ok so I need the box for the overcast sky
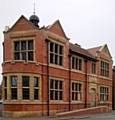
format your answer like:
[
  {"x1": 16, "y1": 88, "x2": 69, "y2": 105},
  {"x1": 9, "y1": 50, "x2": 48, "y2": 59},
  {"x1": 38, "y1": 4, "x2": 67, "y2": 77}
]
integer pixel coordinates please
[{"x1": 0, "y1": 0, "x2": 115, "y2": 82}]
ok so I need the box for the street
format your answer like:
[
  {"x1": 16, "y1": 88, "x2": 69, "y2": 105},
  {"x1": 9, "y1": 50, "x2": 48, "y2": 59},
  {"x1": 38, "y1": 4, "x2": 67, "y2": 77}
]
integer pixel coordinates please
[{"x1": 0, "y1": 111, "x2": 115, "y2": 120}]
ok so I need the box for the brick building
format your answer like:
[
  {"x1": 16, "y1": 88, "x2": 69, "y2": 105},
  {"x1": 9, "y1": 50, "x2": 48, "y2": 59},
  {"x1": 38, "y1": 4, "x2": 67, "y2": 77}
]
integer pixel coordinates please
[{"x1": 2, "y1": 14, "x2": 113, "y2": 117}]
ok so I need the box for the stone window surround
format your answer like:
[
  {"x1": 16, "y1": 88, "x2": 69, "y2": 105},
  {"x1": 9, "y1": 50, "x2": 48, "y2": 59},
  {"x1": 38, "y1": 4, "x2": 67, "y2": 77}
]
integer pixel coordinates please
[
  {"x1": 49, "y1": 39, "x2": 64, "y2": 66},
  {"x1": 10, "y1": 75, "x2": 18, "y2": 100},
  {"x1": 91, "y1": 62, "x2": 96, "y2": 74},
  {"x1": 2, "y1": 73, "x2": 41, "y2": 101},
  {"x1": 12, "y1": 37, "x2": 35, "y2": 62},
  {"x1": 71, "y1": 80, "x2": 83, "y2": 102},
  {"x1": 71, "y1": 55, "x2": 84, "y2": 71},
  {"x1": 49, "y1": 77, "x2": 64, "y2": 101},
  {"x1": 100, "y1": 60, "x2": 109, "y2": 78},
  {"x1": 99, "y1": 86, "x2": 109, "y2": 102}
]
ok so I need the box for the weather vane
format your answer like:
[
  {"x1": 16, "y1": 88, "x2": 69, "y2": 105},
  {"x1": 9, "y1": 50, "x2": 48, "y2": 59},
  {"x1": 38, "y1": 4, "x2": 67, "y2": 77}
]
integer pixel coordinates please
[{"x1": 33, "y1": 0, "x2": 36, "y2": 15}]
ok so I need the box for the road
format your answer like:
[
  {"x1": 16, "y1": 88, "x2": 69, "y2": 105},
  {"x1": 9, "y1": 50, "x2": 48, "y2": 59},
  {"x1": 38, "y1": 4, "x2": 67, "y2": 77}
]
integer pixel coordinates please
[{"x1": 0, "y1": 111, "x2": 115, "y2": 120}]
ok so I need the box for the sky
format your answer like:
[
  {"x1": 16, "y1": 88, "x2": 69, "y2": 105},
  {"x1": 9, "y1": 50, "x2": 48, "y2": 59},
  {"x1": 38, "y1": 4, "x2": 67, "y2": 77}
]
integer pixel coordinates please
[{"x1": 0, "y1": 0, "x2": 115, "y2": 82}]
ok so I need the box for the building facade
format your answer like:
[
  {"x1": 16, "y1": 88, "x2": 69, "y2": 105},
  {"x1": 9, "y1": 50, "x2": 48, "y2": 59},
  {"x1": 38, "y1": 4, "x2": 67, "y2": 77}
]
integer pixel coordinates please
[{"x1": 2, "y1": 14, "x2": 113, "y2": 117}]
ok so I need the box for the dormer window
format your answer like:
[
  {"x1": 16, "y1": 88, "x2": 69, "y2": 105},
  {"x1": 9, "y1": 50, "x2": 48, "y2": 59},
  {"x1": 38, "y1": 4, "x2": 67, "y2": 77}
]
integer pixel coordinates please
[{"x1": 14, "y1": 40, "x2": 34, "y2": 61}]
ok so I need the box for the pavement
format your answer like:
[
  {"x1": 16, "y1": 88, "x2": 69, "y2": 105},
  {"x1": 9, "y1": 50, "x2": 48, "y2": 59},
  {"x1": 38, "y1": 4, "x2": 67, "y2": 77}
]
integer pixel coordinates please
[{"x1": 0, "y1": 111, "x2": 115, "y2": 120}]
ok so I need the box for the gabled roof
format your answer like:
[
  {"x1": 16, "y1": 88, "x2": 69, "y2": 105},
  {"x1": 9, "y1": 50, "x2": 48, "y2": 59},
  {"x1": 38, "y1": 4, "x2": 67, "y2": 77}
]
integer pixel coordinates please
[
  {"x1": 46, "y1": 20, "x2": 69, "y2": 40},
  {"x1": 87, "y1": 44, "x2": 112, "y2": 58},
  {"x1": 7, "y1": 15, "x2": 38, "y2": 33},
  {"x1": 69, "y1": 43, "x2": 96, "y2": 61},
  {"x1": 87, "y1": 46, "x2": 102, "y2": 55}
]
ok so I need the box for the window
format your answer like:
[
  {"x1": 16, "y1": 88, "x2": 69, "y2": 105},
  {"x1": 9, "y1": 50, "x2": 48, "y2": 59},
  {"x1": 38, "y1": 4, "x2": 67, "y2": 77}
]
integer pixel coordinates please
[
  {"x1": 50, "y1": 79, "x2": 63, "y2": 100},
  {"x1": 92, "y1": 62, "x2": 96, "y2": 74},
  {"x1": 22, "y1": 76, "x2": 30, "y2": 99},
  {"x1": 11, "y1": 76, "x2": 17, "y2": 99},
  {"x1": 3, "y1": 76, "x2": 7, "y2": 100},
  {"x1": 72, "y1": 56, "x2": 82, "y2": 71},
  {"x1": 49, "y1": 42, "x2": 63, "y2": 66},
  {"x1": 14, "y1": 40, "x2": 34, "y2": 61},
  {"x1": 100, "y1": 87, "x2": 108, "y2": 102},
  {"x1": 72, "y1": 82, "x2": 82, "y2": 101},
  {"x1": 34, "y1": 77, "x2": 39, "y2": 100},
  {"x1": 100, "y1": 61, "x2": 109, "y2": 77}
]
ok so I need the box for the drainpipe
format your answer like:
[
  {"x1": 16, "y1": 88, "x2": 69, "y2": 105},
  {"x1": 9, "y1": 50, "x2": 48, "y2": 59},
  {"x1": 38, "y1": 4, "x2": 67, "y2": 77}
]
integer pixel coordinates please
[
  {"x1": 84, "y1": 59, "x2": 88, "y2": 108},
  {"x1": 45, "y1": 39, "x2": 50, "y2": 116},
  {"x1": 68, "y1": 54, "x2": 71, "y2": 111}
]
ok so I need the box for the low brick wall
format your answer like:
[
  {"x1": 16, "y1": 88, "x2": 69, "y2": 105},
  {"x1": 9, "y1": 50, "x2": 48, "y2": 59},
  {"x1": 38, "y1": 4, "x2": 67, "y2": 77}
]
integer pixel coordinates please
[{"x1": 56, "y1": 106, "x2": 111, "y2": 117}]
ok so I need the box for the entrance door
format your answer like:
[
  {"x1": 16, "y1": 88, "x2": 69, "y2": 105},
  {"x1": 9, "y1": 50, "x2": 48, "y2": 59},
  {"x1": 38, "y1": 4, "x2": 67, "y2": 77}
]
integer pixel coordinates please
[{"x1": 90, "y1": 88, "x2": 96, "y2": 107}]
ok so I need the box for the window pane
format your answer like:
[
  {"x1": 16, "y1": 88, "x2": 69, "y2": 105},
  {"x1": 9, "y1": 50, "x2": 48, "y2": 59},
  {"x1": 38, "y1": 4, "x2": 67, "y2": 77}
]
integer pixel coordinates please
[
  {"x1": 50, "y1": 53, "x2": 54, "y2": 63},
  {"x1": 75, "y1": 83, "x2": 77, "y2": 91},
  {"x1": 59, "y1": 91, "x2": 63, "y2": 100},
  {"x1": 28, "y1": 40, "x2": 33, "y2": 50},
  {"x1": 55, "y1": 91, "x2": 58, "y2": 100},
  {"x1": 72, "y1": 83, "x2": 74, "y2": 91},
  {"x1": 34, "y1": 77, "x2": 39, "y2": 87},
  {"x1": 55, "y1": 44, "x2": 58, "y2": 53},
  {"x1": 21, "y1": 41, "x2": 26, "y2": 50},
  {"x1": 55, "y1": 80, "x2": 58, "y2": 89},
  {"x1": 72, "y1": 57, "x2": 75, "y2": 69},
  {"x1": 14, "y1": 53, "x2": 20, "y2": 60},
  {"x1": 59, "y1": 46, "x2": 63, "y2": 55},
  {"x1": 75, "y1": 92, "x2": 78, "y2": 100},
  {"x1": 34, "y1": 89, "x2": 39, "y2": 100},
  {"x1": 59, "y1": 56, "x2": 63, "y2": 66},
  {"x1": 50, "y1": 79, "x2": 54, "y2": 89},
  {"x1": 79, "y1": 59, "x2": 82, "y2": 70},
  {"x1": 72, "y1": 92, "x2": 74, "y2": 100},
  {"x1": 22, "y1": 76, "x2": 29, "y2": 87},
  {"x1": 11, "y1": 88, "x2": 17, "y2": 99},
  {"x1": 59, "y1": 81, "x2": 62, "y2": 89},
  {"x1": 23, "y1": 88, "x2": 29, "y2": 99},
  {"x1": 79, "y1": 84, "x2": 81, "y2": 91},
  {"x1": 75, "y1": 58, "x2": 78, "y2": 69},
  {"x1": 50, "y1": 42, "x2": 54, "y2": 52},
  {"x1": 4, "y1": 77, "x2": 7, "y2": 87},
  {"x1": 11, "y1": 76, "x2": 17, "y2": 87},
  {"x1": 92, "y1": 63, "x2": 96, "y2": 74},
  {"x1": 21, "y1": 52, "x2": 26, "y2": 60},
  {"x1": 28, "y1": 52, "x2": 33, "y2": 61},
  {"x1": 50, "y1": 90, "x2": 54, "y2": 100},
  {"x1": 4, "y1": 89, "x2": 7, "y2": 100},
  {"x1": 14, "y1": 41, "x2": 20, "y2": 51},
  {"x1": 55, "y1": 55, "x2": 58, "y2": 64}
]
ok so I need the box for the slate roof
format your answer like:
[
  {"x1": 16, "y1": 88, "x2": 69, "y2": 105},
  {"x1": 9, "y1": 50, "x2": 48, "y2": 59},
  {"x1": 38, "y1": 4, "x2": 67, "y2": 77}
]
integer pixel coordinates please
[
  {"x1": 69, "y1": 43, "x2": 96, "y2": 61},
  {"x1": 87, "y1": 46, "x2": 102, "y2": 55}
]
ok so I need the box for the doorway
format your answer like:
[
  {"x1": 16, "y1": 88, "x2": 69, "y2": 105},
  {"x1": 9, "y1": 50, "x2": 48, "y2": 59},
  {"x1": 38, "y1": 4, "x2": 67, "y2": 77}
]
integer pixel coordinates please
[{"x1": 90, "y1": 88, "x2": 96, "y2": 107}]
